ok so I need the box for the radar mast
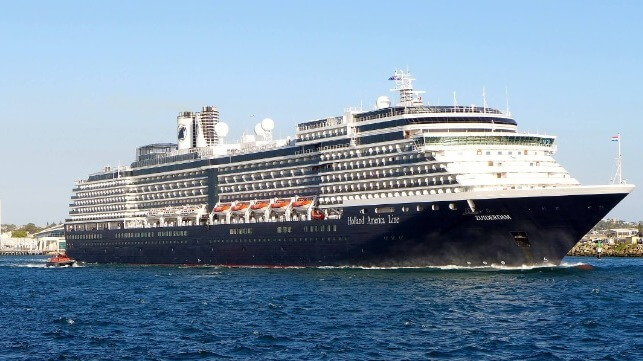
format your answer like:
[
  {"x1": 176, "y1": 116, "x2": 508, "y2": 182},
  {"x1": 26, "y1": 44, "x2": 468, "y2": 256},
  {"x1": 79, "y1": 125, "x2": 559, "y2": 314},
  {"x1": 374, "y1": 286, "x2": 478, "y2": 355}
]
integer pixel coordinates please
[{"x1": 389, "y1": 69, "x2": 425, "y2": 107}]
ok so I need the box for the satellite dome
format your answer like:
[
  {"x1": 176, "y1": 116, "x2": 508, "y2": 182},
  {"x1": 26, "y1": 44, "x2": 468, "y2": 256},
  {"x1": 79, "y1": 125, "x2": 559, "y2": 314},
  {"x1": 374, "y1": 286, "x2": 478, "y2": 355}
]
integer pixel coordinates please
[
  {"x1": 261, "y1": 118, "x2": 275, "y2": 131},
  {"x1": 254, "y1": 123, "x2": 266, "y2": 136},
  {"x1": 214, "y1": 122, "x2": 229, "y2": 137},
  {"x1": 375, "y1": 96, "x2": 391, "y2": 109}
]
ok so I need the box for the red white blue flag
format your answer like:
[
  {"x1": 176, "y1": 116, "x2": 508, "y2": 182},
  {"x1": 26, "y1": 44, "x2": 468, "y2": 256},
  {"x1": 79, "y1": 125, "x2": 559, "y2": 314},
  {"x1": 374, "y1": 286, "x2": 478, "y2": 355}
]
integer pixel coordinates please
[{"x1": 611, "y1": 135, "x2": 620, "y2": 142}]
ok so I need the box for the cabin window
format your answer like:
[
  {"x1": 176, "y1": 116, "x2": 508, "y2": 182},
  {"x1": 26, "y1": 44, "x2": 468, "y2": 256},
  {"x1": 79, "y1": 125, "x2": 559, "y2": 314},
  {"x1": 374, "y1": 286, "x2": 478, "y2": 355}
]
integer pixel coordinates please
[{"x1": 375, "y1": 207, "x2": 394, "y2": 214}]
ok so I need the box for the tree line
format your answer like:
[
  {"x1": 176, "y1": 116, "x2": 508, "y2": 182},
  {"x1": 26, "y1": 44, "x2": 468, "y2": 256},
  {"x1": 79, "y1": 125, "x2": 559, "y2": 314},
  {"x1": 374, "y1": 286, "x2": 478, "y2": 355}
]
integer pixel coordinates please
[{"x1": 0, "y1": 222, "x2": 62, "y2": 238}]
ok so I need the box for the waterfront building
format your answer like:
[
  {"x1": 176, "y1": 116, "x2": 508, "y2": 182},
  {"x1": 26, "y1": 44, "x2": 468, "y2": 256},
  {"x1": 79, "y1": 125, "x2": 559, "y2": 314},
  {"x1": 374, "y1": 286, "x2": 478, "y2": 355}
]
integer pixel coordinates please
[{"x1": 33, "y1": 224, "x2": 66, "y2": 252}]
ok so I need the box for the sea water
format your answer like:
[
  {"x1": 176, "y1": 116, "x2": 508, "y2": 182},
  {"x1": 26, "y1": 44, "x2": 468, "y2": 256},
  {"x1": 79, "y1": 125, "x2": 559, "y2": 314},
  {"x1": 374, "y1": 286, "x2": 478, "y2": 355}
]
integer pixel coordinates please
[{"x1": 0, "y1": 256, "x2": 640, "y2": 360}]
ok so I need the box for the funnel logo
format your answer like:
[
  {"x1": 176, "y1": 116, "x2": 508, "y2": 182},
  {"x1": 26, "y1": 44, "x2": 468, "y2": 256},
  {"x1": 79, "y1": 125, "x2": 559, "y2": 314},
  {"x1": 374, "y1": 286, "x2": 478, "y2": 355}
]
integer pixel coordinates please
[{"x1": 178, "y1": 125, "x2": 187, "y2": 141}]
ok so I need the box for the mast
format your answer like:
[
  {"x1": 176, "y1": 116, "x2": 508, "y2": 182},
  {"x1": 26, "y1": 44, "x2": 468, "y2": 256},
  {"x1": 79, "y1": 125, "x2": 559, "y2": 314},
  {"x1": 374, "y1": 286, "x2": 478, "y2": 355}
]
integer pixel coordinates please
[
  {"x1": 611, "y1": 134, "x2": 624, "y2": 184},
  {"x1": 453, "y1": 91, "x2": 458, "y2": 111},
  {"x1": 389, "y1": 70, "x2": 425, "y2": 107}
]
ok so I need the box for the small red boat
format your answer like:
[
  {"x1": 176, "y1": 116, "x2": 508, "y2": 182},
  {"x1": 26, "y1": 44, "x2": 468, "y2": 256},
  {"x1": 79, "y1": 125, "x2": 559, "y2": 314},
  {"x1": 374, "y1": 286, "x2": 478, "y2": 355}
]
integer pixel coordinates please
[
  {"x1": 46, "y1": 252, "x2": 76, "y2": 267},
  {"x1": 311, "y1": 209, "x2": 325, "y2": 220}
]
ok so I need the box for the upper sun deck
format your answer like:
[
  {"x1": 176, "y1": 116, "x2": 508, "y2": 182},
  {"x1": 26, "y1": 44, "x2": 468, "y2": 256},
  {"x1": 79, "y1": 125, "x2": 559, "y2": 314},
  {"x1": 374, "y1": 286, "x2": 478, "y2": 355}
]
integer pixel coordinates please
[
  {"x1": 298, "y1": 70, "x2": 512, "y2": 133},
  {"x1": 355, "y1": 105, "x2": 504, "y2": 121},
  {"x1": 297, "y1": 105, "x2": 508, "y2": 132}
]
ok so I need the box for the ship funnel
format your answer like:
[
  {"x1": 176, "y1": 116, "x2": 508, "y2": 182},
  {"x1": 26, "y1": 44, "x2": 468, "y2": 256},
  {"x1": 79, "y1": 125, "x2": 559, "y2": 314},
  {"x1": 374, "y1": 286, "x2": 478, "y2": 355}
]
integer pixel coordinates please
[
  {"x1": 195, "y1": 105, "x2": 221, "y2": 147},
  {"x1": 177, "y1": 111, "x2": 195, "y2": 150}
]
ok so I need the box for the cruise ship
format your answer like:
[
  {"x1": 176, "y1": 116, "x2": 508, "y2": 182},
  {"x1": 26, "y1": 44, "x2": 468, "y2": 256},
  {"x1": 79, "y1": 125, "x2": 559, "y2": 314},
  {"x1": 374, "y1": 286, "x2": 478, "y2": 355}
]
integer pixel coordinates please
[{"x1": 65, "y1": 71, "x2": 634, "y2": 267}]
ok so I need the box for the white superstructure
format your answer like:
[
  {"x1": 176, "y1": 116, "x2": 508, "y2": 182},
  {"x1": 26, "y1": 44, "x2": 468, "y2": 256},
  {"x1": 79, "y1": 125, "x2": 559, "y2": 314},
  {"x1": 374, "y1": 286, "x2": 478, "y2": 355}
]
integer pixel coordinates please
[{"x1": 66, "y1": 70, "x2": 586, "y2": 232}]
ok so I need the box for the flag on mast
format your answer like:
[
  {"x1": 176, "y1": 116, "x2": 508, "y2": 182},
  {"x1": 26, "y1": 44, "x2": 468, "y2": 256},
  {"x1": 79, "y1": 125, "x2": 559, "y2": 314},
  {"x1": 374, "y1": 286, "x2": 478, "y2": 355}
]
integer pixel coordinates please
[{"x1": 611, "y1": 134, "x2": 620, "y2": 142}]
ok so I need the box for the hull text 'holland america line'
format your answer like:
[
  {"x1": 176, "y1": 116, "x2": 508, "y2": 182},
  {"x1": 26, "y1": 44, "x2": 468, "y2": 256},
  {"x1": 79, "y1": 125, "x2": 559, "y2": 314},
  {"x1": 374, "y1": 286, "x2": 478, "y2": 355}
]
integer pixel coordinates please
[{"x1": 65, "y1": 71, "x2": 634, "y2": 267}]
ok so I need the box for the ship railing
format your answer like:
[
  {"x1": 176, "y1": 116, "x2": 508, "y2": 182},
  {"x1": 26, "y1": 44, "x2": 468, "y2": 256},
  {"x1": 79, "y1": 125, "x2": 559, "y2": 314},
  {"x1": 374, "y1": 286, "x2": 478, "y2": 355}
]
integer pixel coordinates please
[
  {"x1": 354, "y1": 106, "x2": 504, "y2": 123},
  {"x1": 226, "y1": 142, "x2": 282, "y2": 156},
  {"x1": 313, "y1": 143, "x2": 351, "y2": 154},
  {"x1": 415, "y1": 134, "x2": 556, "y2": 148},
  {"x1": 297, "y1": 116, "x2": 344, "y2": 132},
  {"x1": 405, "y1": 106, "x2": 503, "y2": 115},
  {"x1": 296, "y1": 128, "x2": 348, "y2": 142},
  {"x1": 131, "y1": 151, "x2": 199, "y2": 168},
  {"x1": 87, "y1": 165, "x2": 132, "y2": 178},
  {"x1": 294, "y1": 148, "x2": 318, "y2": 155}
]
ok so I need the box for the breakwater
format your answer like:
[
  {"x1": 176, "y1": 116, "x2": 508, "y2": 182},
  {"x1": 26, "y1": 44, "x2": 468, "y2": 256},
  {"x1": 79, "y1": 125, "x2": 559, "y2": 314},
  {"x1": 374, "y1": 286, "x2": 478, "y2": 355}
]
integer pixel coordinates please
[{"x1": 568, "y1": 242, "x2": 643, "y2": 257}]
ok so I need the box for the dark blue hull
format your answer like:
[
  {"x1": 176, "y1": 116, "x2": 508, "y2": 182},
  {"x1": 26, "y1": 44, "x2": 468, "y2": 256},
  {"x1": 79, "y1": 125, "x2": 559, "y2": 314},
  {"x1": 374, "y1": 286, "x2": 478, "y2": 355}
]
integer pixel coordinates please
[{"x1": 66, "y1": 192, "x2": 628, "y2": 267}]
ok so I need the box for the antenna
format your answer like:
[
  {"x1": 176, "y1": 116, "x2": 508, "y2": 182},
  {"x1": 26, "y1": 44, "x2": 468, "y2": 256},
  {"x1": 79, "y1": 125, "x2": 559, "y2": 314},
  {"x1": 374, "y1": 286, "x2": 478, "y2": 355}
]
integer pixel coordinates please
[
  {"x1": 611, "y1": 133, "x2": 624, "y2": 184},
  {"x1": 453, "y1": 91, "x2": 458, "y2": 111},
  {"x1": 482, "y1": 87, "x2": 487, "y2": 113},
  {"x1": 389, "y1": 69, "x2": 425, "y2": 107},
  {"x1": 505, "y1": 86, "x2": 511, "y2": 116}
]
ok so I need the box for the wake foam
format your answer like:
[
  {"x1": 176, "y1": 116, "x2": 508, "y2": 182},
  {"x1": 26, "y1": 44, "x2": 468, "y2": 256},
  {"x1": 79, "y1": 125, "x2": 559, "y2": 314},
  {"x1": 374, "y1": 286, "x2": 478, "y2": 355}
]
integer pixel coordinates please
[{"x1": 316, "y1": 262, "x2": 589, "y2": 271}]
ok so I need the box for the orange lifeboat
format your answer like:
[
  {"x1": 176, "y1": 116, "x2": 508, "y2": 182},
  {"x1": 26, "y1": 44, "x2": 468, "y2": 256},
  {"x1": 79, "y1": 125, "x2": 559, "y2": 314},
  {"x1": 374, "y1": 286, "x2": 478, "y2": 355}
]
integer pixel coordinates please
[
  {"x1": 292, "y1": 198, "x2": 312, "y2": 208},
  {"x1": 311, "y1": 209, "x2": 325, "y2": 220},
  {"x1": 231, "y1": 202, "x2": 249, "y2": 212},
  {"x1": 270, "y1": 199, "x2": 290, "y2": 209},
  {"x1": 213, "y1": 204, "x2": 231, "y2": 213},
  {"x1": 250, "y1": 201, "x2": 269, "y2": 210}
]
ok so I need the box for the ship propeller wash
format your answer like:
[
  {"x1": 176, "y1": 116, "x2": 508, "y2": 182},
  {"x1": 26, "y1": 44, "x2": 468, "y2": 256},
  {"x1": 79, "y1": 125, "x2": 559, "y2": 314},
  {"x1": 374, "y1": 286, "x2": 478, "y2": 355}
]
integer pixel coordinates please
[{"x1": 65, "y1": 71, "x2": 634, "y2": 267}]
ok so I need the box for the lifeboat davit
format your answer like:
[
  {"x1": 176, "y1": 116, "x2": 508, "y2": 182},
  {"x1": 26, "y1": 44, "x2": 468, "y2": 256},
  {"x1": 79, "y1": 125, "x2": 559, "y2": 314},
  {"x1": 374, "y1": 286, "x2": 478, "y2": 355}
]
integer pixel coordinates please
[
  {"x1": 213, "y1": 203, "x2": 231, "y2": 213},
  {"x1": 148, "y1": 209, "x2": 163, "y2": 218},
  {"x1": 231, "y1": 202, "x2": 250, "y2": 213},
  {"x1": 164, "y1": 207, "x2": 179, "y2": 217},
  {"x1": 180, "y1": 206, "x2": 200, "y2": 216},
  {"x1": 311, "y1": 209, "x2": 325, "y2": 220},
  {"x1": 292, "y1": 198, "x2": 312, "y2": 208},
  {"x1": 250, "y1": 201, "x2": 269, "y2": 212}
]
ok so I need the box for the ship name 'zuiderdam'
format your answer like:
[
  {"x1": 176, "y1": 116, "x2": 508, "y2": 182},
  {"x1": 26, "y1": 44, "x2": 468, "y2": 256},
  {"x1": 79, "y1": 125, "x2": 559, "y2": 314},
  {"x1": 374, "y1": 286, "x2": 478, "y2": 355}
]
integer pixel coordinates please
[{"x1": 65, "y1": 71, "x2": 634, "y2": 267}]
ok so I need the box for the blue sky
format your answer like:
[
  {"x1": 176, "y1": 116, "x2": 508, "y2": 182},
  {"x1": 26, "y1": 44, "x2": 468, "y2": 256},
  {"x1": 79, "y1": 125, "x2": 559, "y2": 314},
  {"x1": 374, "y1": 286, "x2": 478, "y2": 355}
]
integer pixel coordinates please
[{"x1": 0, "y1": 1, "x2": 641, "y2": 225}]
